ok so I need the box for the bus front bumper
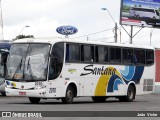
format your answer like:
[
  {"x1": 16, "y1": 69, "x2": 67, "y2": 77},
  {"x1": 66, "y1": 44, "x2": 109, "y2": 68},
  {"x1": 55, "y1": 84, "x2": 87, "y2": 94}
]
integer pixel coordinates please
[{"x1": 5, "y1": 87, "x2": 47, "y2": 98}]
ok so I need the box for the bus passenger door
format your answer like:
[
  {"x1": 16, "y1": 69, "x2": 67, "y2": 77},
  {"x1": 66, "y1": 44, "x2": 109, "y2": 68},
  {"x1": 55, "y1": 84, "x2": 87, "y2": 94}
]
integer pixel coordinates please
[
  {"x1": 83, "y1": 78, "x2": 97, "y2": 96},
  {"x1": 78, "y1": 78, "x2": 84, "y2": 96}
]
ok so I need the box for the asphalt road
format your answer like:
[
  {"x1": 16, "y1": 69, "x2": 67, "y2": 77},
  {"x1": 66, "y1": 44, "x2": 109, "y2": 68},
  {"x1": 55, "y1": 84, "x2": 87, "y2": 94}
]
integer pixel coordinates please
[{"x1": 0, "y1": 94, "x2": 160, "y2": 120}]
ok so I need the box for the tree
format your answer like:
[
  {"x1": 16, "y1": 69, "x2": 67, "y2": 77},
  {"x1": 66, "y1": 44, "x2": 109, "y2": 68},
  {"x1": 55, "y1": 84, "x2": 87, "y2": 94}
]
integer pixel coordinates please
[{"x1": 13, "y1": 35, "x2": 34, "y2": 41}]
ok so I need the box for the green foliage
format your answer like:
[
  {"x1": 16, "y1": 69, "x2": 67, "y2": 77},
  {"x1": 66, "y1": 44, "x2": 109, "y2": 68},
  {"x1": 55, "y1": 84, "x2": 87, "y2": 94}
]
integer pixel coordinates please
[
  {"x1": 139, "y1": 4, "x2": 142, "y2": 7},
  {"x1": 122, "y1": 5, "x2": 130, "y2": 13},
  {"x1": 13, "y1": 35, "x2": 34, "y2": 41}
]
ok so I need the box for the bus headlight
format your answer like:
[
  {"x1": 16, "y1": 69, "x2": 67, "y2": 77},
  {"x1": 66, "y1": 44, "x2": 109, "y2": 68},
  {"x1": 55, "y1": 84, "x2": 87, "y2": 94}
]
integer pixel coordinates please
[{"x1": 5, "y1": 81, "x2": 14, "y2": 88}]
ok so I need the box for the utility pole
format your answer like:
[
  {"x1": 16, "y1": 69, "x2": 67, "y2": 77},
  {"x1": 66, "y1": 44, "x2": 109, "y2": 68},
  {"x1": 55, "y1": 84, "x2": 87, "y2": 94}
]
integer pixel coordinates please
[
  {"x1": 0, "y1": 0, "x2": 4, "y2": 41},
  {"x1": 130, "y1": 26, "x2": 133, "y2": 44}
]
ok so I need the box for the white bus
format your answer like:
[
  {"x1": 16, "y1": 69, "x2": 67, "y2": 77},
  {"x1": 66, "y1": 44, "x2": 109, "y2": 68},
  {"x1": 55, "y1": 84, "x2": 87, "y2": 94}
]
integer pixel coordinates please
[
  {"x1": 5, "y1": 38, "x2": 155, "y2": 104},
  {"x1": 0, "y1": 42, "x2": 11, "y2": 96},
  {"x1": 130, "y1": 7, "x2": 160, "y2": 19}
]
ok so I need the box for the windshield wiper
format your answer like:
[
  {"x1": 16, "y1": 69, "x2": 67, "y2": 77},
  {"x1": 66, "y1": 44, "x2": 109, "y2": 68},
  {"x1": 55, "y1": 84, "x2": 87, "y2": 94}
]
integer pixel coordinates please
[
  {"x1": 26, "y1": 57, "x2": 34, "y2": 80},
  {"x1": 12, "y1": 57, "x2": 23, "y2": 80},
  {"x1": 27, "y1": 57, "x2": 30, "y2": 70}
]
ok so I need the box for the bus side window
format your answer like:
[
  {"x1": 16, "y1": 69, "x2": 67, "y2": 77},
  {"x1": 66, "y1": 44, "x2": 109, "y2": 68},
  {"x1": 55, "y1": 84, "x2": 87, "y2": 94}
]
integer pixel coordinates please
[
  {"x1": 82, "y1": 45, "x2": 94, "y2": 62},
  {"x1": 49, "y1": 43, "x2": 64, "y2": 80},
  {"x1": 122, "y1": 48, "x2": 134, "y2": 64},
  {"x1": 128, "y1": 49, "x2": 134, "y2": 64},
  {"x1": 109, "y1": 47, "x2": 121, "y2": 64},
  {"x1": 95, "y1": 46, "x2": 98, "y2": 62},
  {"x1": 115, "y1": 48, "x2": 121, "y2": 63},
  {"x1": 133, "y1": 52, "x2": 137, "y2": 64},
  {"x1": 146, "y1": 50, "x2": 154, "y2": 65},
  {"x1": 66, "y1": 44, "x2": 69, "y2": 61},
  {"x1": 122, "y1": 48, "x2": 128, "y2": 63},
  {"x1": 109, "y1": 47, "x2": 116, "y2": 63},
  {"x1": 134, "y1": 49, "x2": 145, "y2": 65},
  {"x1": 81, "y1": 45, "x2": 84, "y2": 61},
  {"x1": 96, "y1": 46, "x2": 108, "y2": 63},
  {"x1": 65, "y1": 44, "x2": 80, "y2": 62}
]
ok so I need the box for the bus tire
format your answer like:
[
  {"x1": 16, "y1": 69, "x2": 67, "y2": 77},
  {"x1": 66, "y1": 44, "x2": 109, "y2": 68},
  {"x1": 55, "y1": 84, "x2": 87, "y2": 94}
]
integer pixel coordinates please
[
  {"x1": 119, "y1": 85, "x2": 135, "y2": 102},
  {"x1": 92, "y1": 96, "x2": 106, "y2": 103},
  {"x1": 62, "y1": 86, "x2": 74, "y2": 104},
  {"x1": 1, "y1": 92, "x2": 6, "y2": 96},
  {"x1": 29, "y1": 97, "x2": 41, "y2": 104}
]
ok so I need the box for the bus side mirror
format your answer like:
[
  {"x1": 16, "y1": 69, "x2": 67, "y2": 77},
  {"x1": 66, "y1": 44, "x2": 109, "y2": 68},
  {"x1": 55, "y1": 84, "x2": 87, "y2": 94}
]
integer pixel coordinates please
[
  {"x1": 49, "y1": 55, "x2": 58, "y2": 80},
  {"x1": 1, "y1": 52, "x2": 9, "y2": 66}
]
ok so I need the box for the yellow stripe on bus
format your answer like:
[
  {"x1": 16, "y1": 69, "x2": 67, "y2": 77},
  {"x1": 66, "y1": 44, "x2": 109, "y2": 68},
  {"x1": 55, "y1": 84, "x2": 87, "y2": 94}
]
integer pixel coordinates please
[{"x1": 94, "y1": 67, "x2": 122, "y2": 96}]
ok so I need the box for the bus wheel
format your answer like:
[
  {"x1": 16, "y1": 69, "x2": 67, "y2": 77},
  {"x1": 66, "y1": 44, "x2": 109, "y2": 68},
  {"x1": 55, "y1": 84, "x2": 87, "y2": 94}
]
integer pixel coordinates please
[
  {"x1": 92, "y1": 96, "x2": 106, "y2": 103},
  {"x1": 29, "y1": 97, "x2": 41, "y2": 104},
  {"x1": 119, "y1": 85, "x2": 135, "y2": 102},
  {"x1": 1, "y1": 92, "x2": 6, "y2": 96},
  {"x1": 62, "y1": 86, "x2": 74, "y2": 104}
]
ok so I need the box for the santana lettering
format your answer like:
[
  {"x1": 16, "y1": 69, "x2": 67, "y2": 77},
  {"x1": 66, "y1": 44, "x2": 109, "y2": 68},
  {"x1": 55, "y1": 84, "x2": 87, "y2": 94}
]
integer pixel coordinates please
[{"x1": 80, "y1": 65, "x2": 116, "y2": 76}]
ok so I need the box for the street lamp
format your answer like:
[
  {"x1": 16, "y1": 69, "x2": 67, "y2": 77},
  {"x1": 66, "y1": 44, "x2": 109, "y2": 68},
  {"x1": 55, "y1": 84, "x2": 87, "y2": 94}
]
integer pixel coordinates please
[
  {"x1": 18, "y1": 25, "x2": 30, "y2": 36},
  {"x1": 101, "y1": 8, "x2": 118, "y2": 43}
]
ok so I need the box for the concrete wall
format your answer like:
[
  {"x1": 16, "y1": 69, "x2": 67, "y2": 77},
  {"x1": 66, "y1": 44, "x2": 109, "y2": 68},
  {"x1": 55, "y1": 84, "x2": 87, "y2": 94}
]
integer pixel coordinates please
[
  {"x1": 154, "y1": 49, "x2": 160, "y2": 94},
  {"x1": 155, "y1": 50, "x2": 160, "y2": 82}
]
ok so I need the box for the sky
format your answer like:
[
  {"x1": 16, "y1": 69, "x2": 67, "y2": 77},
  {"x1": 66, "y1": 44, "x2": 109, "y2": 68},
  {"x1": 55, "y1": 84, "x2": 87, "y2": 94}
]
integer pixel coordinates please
[{"x1": 1, "y1": 0, "x2": 160, "y2": 47}]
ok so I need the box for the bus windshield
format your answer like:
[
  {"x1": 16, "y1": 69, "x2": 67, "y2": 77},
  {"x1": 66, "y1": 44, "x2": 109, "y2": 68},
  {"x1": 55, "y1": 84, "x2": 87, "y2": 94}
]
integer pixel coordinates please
[{"x1": 6, "y1": 43, "x2": 50, "y2": 81}]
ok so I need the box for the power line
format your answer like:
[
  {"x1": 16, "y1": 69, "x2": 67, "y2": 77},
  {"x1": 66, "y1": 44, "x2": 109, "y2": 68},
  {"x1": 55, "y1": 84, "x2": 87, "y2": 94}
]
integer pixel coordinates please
[{"x1": 73, "y1": 28, "x2": 114, "y2": 39}]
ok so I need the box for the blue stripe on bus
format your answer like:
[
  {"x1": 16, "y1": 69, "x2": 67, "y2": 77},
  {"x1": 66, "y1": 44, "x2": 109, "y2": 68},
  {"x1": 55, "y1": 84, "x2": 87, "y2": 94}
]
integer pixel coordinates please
[{"x1": 107, "y1": 66, "x2": 144, "y2": 92}]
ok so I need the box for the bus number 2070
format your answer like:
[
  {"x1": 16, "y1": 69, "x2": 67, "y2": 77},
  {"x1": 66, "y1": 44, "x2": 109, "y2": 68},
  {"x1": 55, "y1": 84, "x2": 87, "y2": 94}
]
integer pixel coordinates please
[{"x1": 49, "y1": 88, "x2": 56, "y2": 93}]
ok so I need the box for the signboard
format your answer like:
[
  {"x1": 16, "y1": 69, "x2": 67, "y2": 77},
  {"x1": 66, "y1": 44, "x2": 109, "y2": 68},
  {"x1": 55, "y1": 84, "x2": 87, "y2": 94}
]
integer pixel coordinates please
[
  {"x1": 120, "y1": 0, "x2": 160, "y2": 28},
  {"x1": 56, "y1": 25, "x2": 78, "y2": 36}
]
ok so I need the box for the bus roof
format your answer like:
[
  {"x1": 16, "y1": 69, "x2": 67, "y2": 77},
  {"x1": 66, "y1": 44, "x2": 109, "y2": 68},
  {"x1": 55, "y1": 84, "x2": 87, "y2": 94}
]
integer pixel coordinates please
[{"x1": 13, "y1": 37, "x2": 154, "y2": 50}]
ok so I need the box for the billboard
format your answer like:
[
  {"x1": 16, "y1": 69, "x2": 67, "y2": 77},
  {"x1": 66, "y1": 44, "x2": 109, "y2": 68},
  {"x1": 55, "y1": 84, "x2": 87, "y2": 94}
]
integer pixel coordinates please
[{"x1": 120, "y1": 0, "x2": 160, "y2": 28}]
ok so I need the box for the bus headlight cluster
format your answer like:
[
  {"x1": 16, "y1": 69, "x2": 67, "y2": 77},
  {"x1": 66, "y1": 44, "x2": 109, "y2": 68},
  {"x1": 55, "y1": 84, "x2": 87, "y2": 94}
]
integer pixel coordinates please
[{"x1": 6, "y1": 81, "x2": 16, "y2": 88}]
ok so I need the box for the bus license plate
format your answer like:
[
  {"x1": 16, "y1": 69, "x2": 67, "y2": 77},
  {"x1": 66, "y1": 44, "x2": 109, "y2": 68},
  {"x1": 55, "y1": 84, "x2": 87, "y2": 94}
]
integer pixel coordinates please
[{"x1": 19, "y1": 92, "x2": 26, "y2": 95}]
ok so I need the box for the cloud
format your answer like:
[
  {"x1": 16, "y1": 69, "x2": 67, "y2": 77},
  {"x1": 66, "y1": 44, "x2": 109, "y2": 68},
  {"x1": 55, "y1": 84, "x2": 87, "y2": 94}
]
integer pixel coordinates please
[{"x1": 2, "y1": 0, "x2": 71, "y2": 26}]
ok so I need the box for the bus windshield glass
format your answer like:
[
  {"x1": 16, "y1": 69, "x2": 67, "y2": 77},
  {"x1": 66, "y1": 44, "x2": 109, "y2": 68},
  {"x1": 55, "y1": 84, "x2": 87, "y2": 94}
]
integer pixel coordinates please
[{"x1": 6, "y1": 43, "x2": 50, "y2": 81}]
